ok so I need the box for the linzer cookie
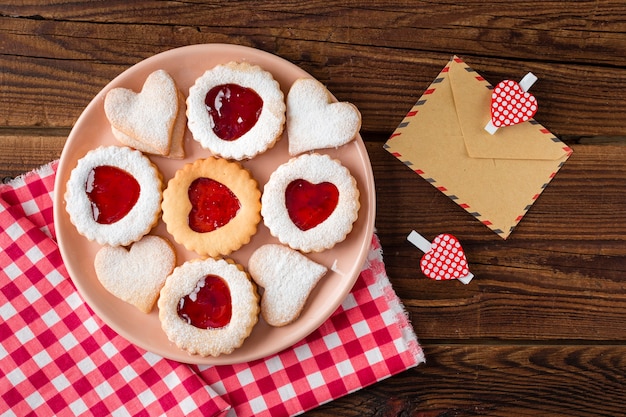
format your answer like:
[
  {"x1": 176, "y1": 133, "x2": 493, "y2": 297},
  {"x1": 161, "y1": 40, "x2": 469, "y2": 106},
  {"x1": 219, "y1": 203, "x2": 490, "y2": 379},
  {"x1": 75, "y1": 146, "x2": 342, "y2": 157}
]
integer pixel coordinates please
[
  {"x1": 287, "y1": 77, "x2": 361, "y2": 156},
  {"x1": 64, "y1": 145, "x2": 163, "y2": 246},
  {"x1": 261, "y1": 153, "x2": 360, "y2": 253},
  {"x1": 104, "y1": 69, "x2": 186, "y2": 159},
  {"x1": 161, "y1": 157, "x2": 261, "y2": 257},
  {"x1": 186, "y1": 61, "x2": 285, "y2": 160},
  {"x1": 158, "y1": 258, "x2": 259, "y2": 357}
]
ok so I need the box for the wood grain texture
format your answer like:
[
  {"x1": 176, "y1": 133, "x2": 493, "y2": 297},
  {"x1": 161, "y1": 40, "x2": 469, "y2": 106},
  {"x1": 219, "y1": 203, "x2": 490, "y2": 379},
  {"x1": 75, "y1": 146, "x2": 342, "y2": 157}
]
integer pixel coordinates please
[
  {"x1": 0, "y1": 134, "x2": 66, "y2": 180},
  {"x1": 308, "y1": 344, "x2": 626, "y2": 417},
  {"x1": 3, "y1": 2, "x2": 626, "y2": 136},
  {"x1": 3, "y1": 1, "x2": 626, "y2": 415}
]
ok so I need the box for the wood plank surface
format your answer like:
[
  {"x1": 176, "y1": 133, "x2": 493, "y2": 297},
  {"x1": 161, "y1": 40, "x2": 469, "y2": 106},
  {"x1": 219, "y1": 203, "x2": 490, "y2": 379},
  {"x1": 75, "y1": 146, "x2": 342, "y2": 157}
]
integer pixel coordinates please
[
  {"x1": 312, "y1": 344, "x2": 626, "y2": 417},
  {"x1": 3, "y1": 1, "x2": 626, "y2": 415},
  {"x1": 3, "y1": 2, "x2": 626, "y2": 136}
]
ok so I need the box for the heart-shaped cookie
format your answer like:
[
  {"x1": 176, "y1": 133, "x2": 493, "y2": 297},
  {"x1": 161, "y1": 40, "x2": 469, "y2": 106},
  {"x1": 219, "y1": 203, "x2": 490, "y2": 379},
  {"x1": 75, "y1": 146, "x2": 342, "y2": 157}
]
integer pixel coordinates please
[
  {"x1": 490, "y1": 80, "x2": 538, "y2": 127},
  {"x1": 111, "y1": 90, "x2": 186, "y2": 159},
  {"x1": 420, "y1": 234, "x2": 470, "y2": 281},
  {"x1": 286, "y1": 78, "x2": 361, "y2": 156},
  {"x1": 248, "y1": 244, "x2": 328, "y2": 327},
  {"x1": 94, "y1": 235, "x2": 176, "y2": 313},
  {"x1": 104, "y1": 69, "x2": 181, "y2": 156}
]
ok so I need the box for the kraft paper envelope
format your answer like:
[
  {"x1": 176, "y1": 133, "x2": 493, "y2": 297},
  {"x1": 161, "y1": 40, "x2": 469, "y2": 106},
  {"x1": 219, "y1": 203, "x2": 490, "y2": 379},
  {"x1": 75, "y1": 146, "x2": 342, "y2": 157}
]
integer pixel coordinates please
[{"x1": 384, "y1": 56, "x2": 572, "y2": 239}]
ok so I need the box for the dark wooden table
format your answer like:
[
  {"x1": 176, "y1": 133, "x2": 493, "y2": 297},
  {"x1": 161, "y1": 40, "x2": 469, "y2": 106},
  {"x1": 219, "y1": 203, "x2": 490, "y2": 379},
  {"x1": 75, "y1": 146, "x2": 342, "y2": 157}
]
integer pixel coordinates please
[{"x1": 4, "y1": 2, "x2": 626, "y2": 416}]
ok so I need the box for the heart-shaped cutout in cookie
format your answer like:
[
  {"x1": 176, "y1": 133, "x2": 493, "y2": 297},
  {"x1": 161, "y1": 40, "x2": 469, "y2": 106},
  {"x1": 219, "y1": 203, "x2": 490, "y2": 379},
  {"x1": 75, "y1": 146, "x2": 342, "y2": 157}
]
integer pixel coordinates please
[
  {"x1": 420, "y1": 234, "x2": 470, "y2": 281},
  {"x1": 86, "y1": 165, "x2": 140, "y2": 224},
  {"x1": 94, "y1": 236, "x2": 176, "y2": 313},
  {"x1": 187, "y1": 177, "x2": 241, "y2": 233},
  {"x1": 205, "y1": 83, "x2": 264, "y2": 141},
  {"x1": 248, "y1": 244, "x2": 328, "y2": 327},
  {"x1": 287, "y1": 78, "x2": 362, "y2": 155},
  {"x1": 104, "y1": 69, "x2": 180, "y2": 155},
  {"x1": 177, "y1": 274, "x2": 232, "y2": 329},
  {"x1": 285, "y1": 179, "x2": 339, "y2": 231},
  {"x1": 490, "y1": 80, "x2": 538, "y2": 127}
]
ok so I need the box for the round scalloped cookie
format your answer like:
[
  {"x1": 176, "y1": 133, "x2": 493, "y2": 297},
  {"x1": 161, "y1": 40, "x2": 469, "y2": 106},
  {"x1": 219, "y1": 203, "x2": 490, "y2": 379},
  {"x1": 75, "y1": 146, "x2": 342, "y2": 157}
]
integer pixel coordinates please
[
  {"x1": 158, "y1": 258, "x2": 259, "y2": 357},
  {"x1": 186, "y1": 61, "x2": 286, "y2": 160},
  {"x1": 261, "y1": 153, "x2": 360, "y2": 253},
  {"x1": 161, "y1": 157, "x2": 261, "y2": 257},
  {"x1": 64, "y1": 145, "x2": 163, "y2": 246}
]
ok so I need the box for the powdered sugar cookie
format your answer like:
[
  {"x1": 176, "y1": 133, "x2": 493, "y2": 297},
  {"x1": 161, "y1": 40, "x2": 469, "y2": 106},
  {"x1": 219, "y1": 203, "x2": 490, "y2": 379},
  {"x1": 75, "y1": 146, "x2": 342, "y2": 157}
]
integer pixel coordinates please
[
  {"x1": 158, "y1": 258, "x2": 259, "y2": 357},
  {"x1": 261, "y1": 153, "x2": 360, "y2": 253},
  {"x1": 248, "y1": 244, "x2": 328, "y2": 327},
  {"x1": 111, "y1": 90, "x2": 187, "y2": 159},
  {"x1": 64, "y1": 145, "x2": 162, "y2": 246},
  {"x1": 161, "y1": 157, "x2": 261, "y2": 257},
  {"x1": 94, "y1": 235, "x2": 176, "y2": 313},
  {"x1": 105, "y1": 69, "x2": 186, "y2": 159},
  {"x1": 287, "y1": 77, "x2": 361, "y2": 156},
  {"x1": 186, "y1": 61, "x2": 285, "y2": 160}
]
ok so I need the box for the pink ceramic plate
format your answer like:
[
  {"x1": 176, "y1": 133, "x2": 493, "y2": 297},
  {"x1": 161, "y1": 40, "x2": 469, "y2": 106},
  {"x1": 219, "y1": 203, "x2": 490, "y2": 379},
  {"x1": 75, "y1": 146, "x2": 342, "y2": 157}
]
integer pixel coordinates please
[{"x1": 54, "y1": 44, "x2": 375, "y2": 365}]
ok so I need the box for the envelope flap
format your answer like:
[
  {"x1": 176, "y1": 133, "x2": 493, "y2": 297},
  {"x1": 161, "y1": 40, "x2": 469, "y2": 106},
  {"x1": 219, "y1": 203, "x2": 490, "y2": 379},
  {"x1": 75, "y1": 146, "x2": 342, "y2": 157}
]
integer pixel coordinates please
[
  {"x1": 448, "y1": 56, "x2": 569, "y2": 161},
  {"x1": 385, "y1": 56, "x2": 573, "y2": 239}
]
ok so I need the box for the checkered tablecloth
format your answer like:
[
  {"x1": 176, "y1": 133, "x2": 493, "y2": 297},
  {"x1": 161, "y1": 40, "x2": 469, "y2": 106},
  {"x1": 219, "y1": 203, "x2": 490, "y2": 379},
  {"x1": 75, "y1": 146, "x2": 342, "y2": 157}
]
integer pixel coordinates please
[{"x1": 0, "y1": 161, "x2": 424, "y2": 417}]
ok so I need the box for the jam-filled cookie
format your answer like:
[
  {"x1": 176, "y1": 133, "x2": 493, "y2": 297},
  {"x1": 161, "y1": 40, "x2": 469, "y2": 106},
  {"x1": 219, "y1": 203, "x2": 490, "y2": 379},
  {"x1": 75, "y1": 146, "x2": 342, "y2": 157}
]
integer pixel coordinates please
[
  {"x1": 161, "y1": 157, "x2": 261, "y2": 257},
  {"x1": 186, "y1": 61, "x2": 285, "y2": 160},
  {"x1": 158, "y1": 258, "x2": 260, "y2": 357},
  {"x1": 261, "y1": 153, "x2": 360, "y2": 253},
  {"x1": 64, "y1": 145, "x2": 163, "y2": 246}
]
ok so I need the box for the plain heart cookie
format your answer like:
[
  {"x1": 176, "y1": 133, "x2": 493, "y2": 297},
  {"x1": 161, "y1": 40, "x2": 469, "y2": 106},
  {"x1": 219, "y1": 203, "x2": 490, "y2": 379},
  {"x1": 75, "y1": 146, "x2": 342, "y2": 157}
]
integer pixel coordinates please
[
  {"x1": 111, "y1": 90, "x2": 187, "y2": 159},
  {"x1": 248, "y1": 244, "x2": 328, "y2": 327},
  {"x1": 286, "y1": 77, "x2": 361, "y2": 156},
  {"x1": 104, "y1": 69, "x2": 185, "y2": 158},
  {"x1": 94, "y1": 235, "x2": 176, "y2": 313}
]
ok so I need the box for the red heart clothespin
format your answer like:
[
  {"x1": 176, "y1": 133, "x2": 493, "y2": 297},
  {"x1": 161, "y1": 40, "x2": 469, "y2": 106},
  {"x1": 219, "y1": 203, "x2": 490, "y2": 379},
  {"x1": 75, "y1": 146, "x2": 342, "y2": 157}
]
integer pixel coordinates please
[
  {"x1": 407, "y1": 230, "x2": 474, "y2": 284},
  {"x1": 485, "y1": 72, "x2": 538, "y2": 135}
]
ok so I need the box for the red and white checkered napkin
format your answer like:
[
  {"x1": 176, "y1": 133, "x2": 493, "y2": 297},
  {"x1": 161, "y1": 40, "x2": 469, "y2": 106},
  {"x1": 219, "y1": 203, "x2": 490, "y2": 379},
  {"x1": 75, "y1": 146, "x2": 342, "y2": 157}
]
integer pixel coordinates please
[{"x1": 0, "y1": 161, "x2": 424, "y2": 417}]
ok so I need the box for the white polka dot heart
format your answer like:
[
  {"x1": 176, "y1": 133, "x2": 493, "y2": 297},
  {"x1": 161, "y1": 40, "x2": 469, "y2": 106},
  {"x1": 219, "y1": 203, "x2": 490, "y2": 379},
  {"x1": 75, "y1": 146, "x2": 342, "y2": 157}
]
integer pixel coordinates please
[
  {"x1": 490, "y1": 79, "x2": 538, "y2": 128},
  {"x1": 407, "y1": 230, "x2": 474, "y2": 284}
]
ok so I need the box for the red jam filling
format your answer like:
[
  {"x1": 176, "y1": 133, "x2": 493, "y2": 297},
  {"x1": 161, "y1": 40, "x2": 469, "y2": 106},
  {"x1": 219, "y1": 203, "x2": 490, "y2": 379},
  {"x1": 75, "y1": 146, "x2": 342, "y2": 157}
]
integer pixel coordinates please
[
  {"x1": 204, "y1": 83, "x2": 263, "y2": 141},
  {"x1": 285, "y1": 179, "x2": 339, "y2": 231},
  {"x1": 85, "y1": 165, "x2": 140, "y2": 224},
  {"x1": 177, "y1": 274, "x2": 232, "y2": 329},
  {"x1": 188, "y1": 177, "x2": 240, "y2": 233}
]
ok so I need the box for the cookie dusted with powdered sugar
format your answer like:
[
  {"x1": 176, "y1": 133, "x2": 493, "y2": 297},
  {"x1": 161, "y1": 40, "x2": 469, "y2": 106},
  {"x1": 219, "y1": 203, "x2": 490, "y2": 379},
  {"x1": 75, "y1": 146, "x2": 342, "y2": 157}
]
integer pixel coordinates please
[
  {"x1": 186, "y1": 61, "x2": 285, "y2": 160},
  {"x1": 158, "y1": 258, "x2": 259, "y2": 357},
  {"x1": 261, "y1": 153, "x2": 360, "y2": 253},
  {"x1": 105, "y1": 69, "x2": 186, "y2": 159},
  {"x1": 64, "y1": 146, "x2": 163, "y2": 246},
  {"x1": 248, "y1": 244, "x2": 328, "y2": 327},
  {"x1": 94, "y1": 235, "x2": 176, "y2": 313},
  {"x1": 286, "y1": 77, "x2": 361, "y2": 156}
]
